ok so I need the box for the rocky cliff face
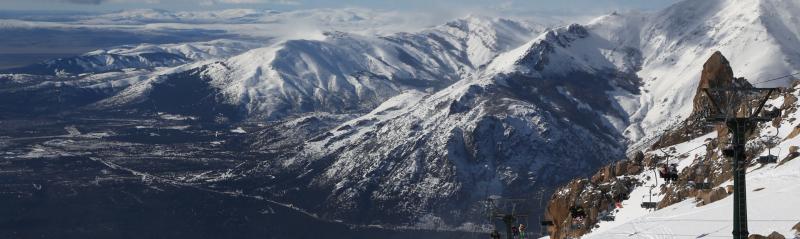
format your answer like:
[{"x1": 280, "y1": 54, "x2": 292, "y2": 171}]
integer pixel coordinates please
[{"x1": 544, "y1": 153, "x2": 642, "y2": 239}]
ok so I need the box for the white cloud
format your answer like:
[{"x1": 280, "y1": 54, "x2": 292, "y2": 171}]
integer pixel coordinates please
[{"x1": 201, "y1": 0, "x2": 300, "y2": 5}]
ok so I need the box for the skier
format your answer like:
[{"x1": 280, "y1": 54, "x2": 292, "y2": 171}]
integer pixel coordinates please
[
  {"x1": 490, "y1": 229, "x2": 501, "y2": 239},
  {"x1": 614, "y1": 193, "x2": 625, "y2": 208}
]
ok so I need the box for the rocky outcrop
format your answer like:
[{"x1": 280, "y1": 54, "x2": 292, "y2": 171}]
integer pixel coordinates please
[
  {"x1": 748, "y1": 231, "x2": 786, "y2": 239},
  {"x1": 652, "y1": 51, "x2": 752, "y2": 149},
  {"x1": 544, "y1": 154, "x2": 642, "y2": 239},
  {"x1": 779, "y1": 146, "x2": 800, "y2": 165},
  {"x1": 695, "y1": 187, "x2": 728, "y2": 206}
]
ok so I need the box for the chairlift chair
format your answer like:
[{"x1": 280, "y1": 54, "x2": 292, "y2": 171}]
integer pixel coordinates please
[
  {"x1": 640, "y1": 202, "x2": 658, "y2": 209},
  {"x1": 640, "y1": 184, "x2": 658, "y2": 209},
  {"x1": 758, "y1": 130, "x2": 781, "y2": 165},
  {"x1": 763, "y1": 107, "x2": 782, "y2": 118},
  {"x1": 757, "y1": 155, "x2": 778, "y2": 164}
]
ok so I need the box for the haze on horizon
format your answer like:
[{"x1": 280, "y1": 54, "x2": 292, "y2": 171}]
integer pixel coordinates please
[{"x1": 4, "y1": 0, "x2": 680, "y2": 16}]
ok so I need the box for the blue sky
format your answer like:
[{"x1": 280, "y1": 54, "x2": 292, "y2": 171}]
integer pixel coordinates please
[{"x1": 6, "y1": 0, "x2": 681, "y2": 15}]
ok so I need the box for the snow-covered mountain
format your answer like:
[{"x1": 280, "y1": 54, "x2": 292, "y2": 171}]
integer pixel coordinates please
[
  {"x1": 3, "y1": 39, "x2": 258, "y2": 76},
  {"x1": 89, "y1": 16, "x2": 543, "y2": 120},
  {"x1": 588, "y1": 0, "x2": 800, "y2": 149},
  {"x1": 250, "y1": 23, "x2": 642, "y2": 225},
  {"x1": 245, "y1": 0, "x2": 800, "y2": 228},
  {"x1": 2, "y1": 0, "x2": 799, "y2": 233}
]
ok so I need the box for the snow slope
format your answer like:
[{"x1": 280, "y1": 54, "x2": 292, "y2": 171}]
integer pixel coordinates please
[{"x1": 582, "y1": 85, "x2": 800, "y2": 238}]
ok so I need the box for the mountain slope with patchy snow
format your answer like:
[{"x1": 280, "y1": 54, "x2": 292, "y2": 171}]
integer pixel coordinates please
[{"x1": 581, "y1": 83, "x2": 800, "y2": 238}]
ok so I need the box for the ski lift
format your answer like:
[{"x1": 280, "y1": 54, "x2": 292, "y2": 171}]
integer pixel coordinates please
[
  {"x1": 640, "y1": 185, "x2": 658, "y2": 209},
  {"x1": 757, "y1": 155, "x2": 779, "y2": 164},
  {"x1": 657, "y1": 163, "x2": 679, "y2": 183},
  {"x1": 598, "y1": 210, "x2": 615, "y2": 221},
  {"x1": 762, "y1": 107, "x2": 782, "y2": 118},
  {"x1": 640, "y1": 202, "x2": 658, "y2": 209},
  {"x1": 757, "y1": 130, "x2": 781, "y2": 165}
]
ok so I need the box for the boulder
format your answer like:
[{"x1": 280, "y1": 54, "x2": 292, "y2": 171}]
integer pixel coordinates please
[
  {"x1": 696, "y1": 187, "x2": 728, "y2": 206},
  {"x1": 750, "y1": 232, "x2": 787, "y2": 239},
  {"x1": 614, "y1": 160, "x2": 629, "y2": 176},
  {"x1": 779, "y1": 146, "x2": 800, "y2": 165},
  {"x1": 626, "y1": 164, "x2": 642, "y2": 175},
  {"x1": 767, "y1": 231, "x2": 786, "y2": 239},
  {"x1": 591, "y1": 165, "x2": 615, "y2": 184}
]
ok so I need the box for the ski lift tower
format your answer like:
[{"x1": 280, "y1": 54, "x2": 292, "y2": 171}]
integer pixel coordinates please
[{"x1": 701, "y1": 86, "x2": 780, "y2": 239}]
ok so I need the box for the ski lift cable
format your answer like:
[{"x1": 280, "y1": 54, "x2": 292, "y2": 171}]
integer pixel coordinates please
[
  {"x1": 658, "y1": 143, "x2": 708, "y2": 158},
  {"x1": 751, "y1": 72, "x2": 800, "y2": 85},
  {"x1": 631, "y1": 218, "x2": 800, "y2": 223},
  {"x1": 601, "y1": 232, "x2": 731, "y2": 238}
]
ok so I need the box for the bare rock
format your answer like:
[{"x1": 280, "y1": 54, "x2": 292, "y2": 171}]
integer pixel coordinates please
[
  {"x1": 779, "y1": 146, "x2": 800, "y2": 165},
  {"x1": 767, "y1": 231, "x2": 786, "y2": 239},
  {"x1": 614, "y1": 160, "x2": 629, "y2": 176},
  {"x1": 653, "y1": 52, "x2": 751, "y2": 149},
  {"x1": 591, "y1": 165, "x2": 615, "y2": 184},
  {"x1": 696, "y1": 187, "x2": 728, "y2": 206},
  {"x1": 748, "y1": 231, "x2": 785, "y2": 239},
  {"x1": 626, "y1": 164, "x2": 642, "y2": 175}
]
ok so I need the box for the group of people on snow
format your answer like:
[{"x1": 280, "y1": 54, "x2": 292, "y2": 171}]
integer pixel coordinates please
[{"x1": 489, "y1": 224, "x2": 528, "y2": 239}]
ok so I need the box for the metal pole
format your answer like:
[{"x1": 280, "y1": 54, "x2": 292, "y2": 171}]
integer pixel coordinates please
[
  {"x1": 729, "y1": 119, "x2": 749, "y2": 239},
  {"x1": 503, "y1": 215, "x2": 515, "y2": 239}
]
